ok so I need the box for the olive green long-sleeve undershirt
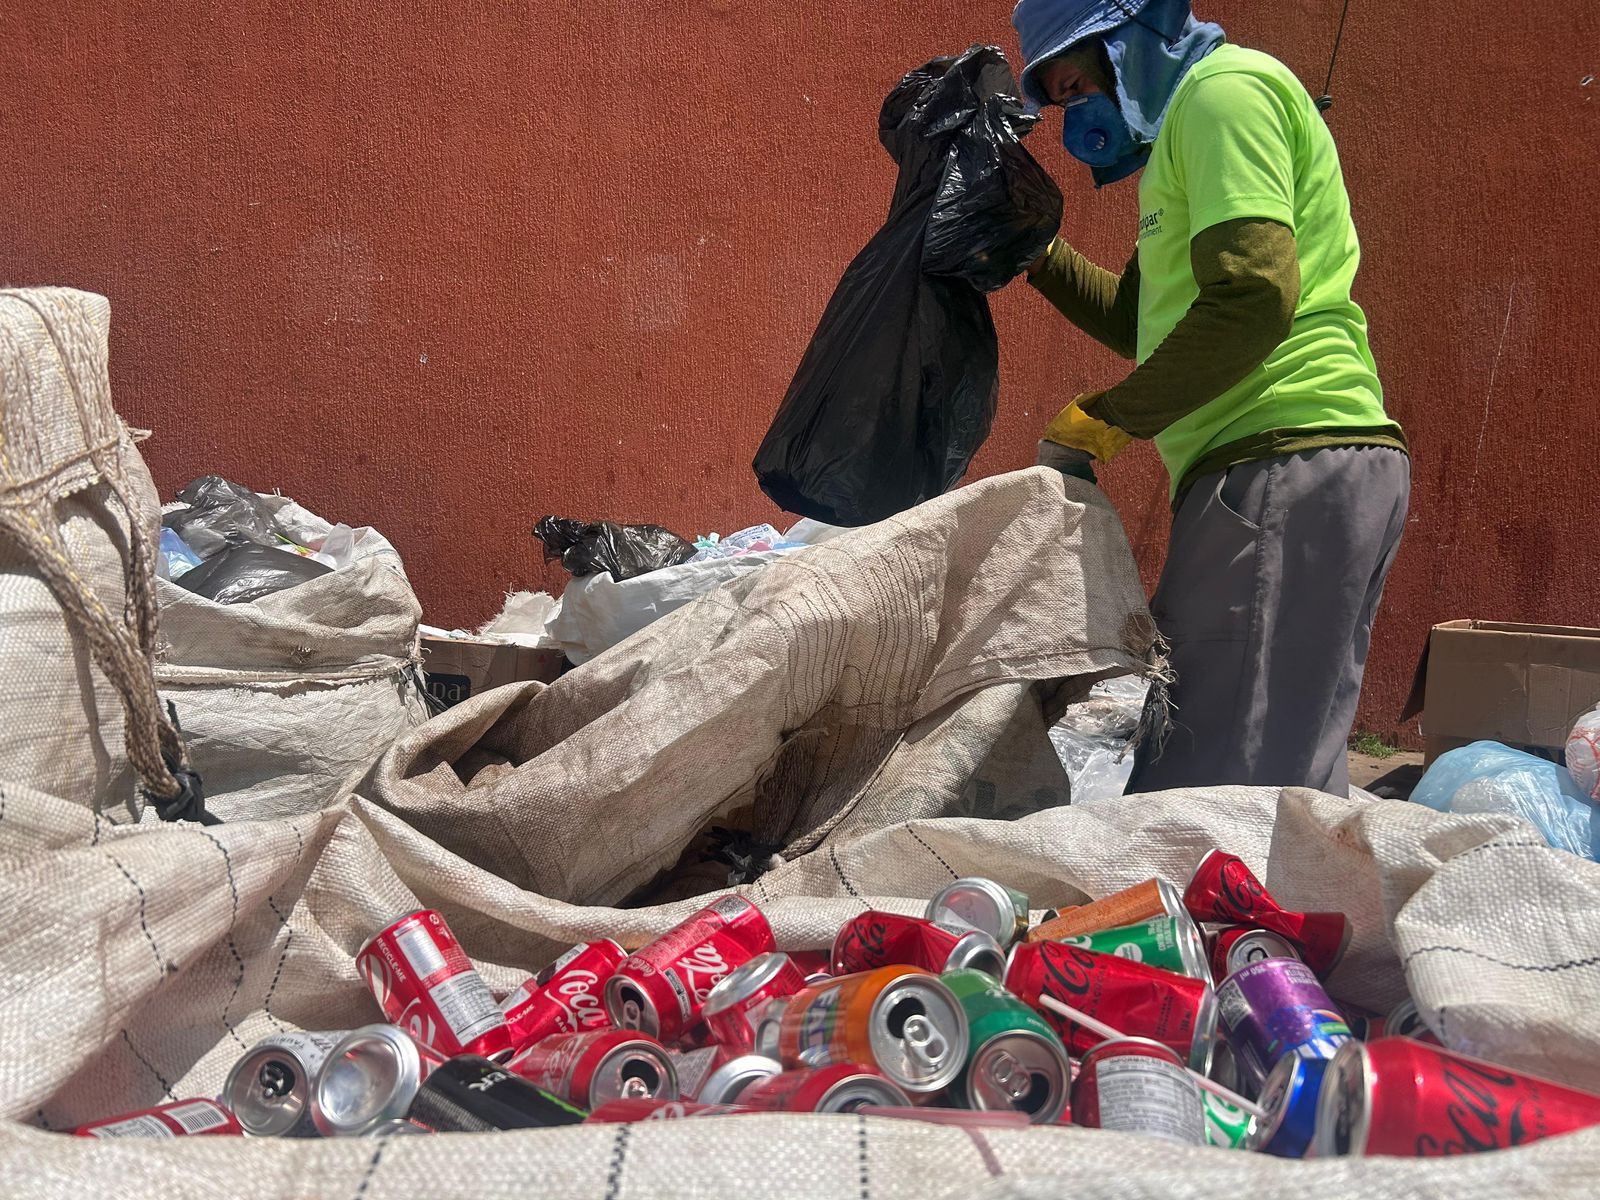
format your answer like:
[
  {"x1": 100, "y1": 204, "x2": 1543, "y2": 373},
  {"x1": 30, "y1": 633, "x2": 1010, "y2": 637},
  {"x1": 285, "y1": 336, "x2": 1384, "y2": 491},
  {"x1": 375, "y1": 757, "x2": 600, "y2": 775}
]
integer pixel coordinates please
[
  {"x1": 1027, "y1": 217, "x2": 1406, "y2": 498},
  {"x1": 1028, "y1": 217, "x2": 1299, "y2": 436}
]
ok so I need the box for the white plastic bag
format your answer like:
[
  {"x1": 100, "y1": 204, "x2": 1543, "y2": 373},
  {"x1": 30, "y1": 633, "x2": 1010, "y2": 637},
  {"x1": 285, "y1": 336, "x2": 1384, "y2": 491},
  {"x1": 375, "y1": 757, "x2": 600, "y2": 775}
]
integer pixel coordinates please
[{"x1": 1567, "y1": 705, "x2": 1600, "y2": 801}]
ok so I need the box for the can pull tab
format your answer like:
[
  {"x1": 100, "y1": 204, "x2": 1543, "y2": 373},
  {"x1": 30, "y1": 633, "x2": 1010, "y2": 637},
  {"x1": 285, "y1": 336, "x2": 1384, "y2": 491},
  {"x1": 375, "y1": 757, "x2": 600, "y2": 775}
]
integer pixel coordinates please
[
  {"x1": 900, "y1": 1014, "x2": 947, "y2": 1070},
  {"x1": 620, "y1": 998, "x2": 643, "y2": 1029},
  {"x1": 987, "y1": 1051, "x2": 1030, "y2": 1100},
  {"x1": 619, "y1": 1075, "x2": 653, "y2": 1099}
]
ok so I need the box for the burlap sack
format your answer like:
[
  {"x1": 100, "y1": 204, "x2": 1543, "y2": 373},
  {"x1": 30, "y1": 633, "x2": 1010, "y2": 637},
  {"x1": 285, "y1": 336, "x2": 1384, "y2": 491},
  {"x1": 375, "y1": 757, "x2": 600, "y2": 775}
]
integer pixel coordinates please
[
  {"x1": 154, "y1": 556, "x2": 429, "y2": 823},
  {"x1": 0, "y1": 288, "x2": 174, "y2": 822},
  {"x1": 371, "y1": 469, "x2": 1157, "y2": 906},
  {"x1": 5, "y1": 467, "x2": 1598, "y2": 1195}
]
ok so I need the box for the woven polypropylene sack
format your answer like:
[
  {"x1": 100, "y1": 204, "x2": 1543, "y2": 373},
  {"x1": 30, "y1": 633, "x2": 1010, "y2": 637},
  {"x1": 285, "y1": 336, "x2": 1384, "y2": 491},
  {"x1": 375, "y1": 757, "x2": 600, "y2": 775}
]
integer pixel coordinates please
[
  {"x1": 370, "y1": 469, "x2": 1158, "y2": 905},
  {"x1": 0, "y1": 288, "x2": 160, "y2": 821},
  {"x1": 1, "y1": 777, "x2": 1598, "y2": 1197},
  {"x1": 153, "y1": 551, "x2": 429, "y2": 822}
]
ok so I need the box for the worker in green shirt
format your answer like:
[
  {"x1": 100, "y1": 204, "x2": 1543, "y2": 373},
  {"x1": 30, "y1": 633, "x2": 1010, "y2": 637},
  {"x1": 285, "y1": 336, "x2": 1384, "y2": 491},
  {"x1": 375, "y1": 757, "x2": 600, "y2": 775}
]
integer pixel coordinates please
[{"x1": 1012, "y1": 0, "x2": 1410, "y2": 798}]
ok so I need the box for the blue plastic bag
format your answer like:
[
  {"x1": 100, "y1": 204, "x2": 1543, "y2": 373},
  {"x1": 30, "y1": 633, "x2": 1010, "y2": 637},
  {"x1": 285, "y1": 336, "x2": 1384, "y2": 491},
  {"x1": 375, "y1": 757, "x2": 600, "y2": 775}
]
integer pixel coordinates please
[
  {"x1": 158, "y1": 527, "x2": 203, "y2": 580},
  {"x1": 1412, "y1": 741, "x2": 1600, "y2": 860}
]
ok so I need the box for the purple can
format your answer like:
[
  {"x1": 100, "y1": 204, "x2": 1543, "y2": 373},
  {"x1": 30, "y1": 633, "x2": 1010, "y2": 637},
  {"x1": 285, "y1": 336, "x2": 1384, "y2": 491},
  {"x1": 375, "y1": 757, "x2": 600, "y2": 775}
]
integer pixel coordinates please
[{"x1": 1214, "y1": 957, "x2": 1351, "y2": 1087}]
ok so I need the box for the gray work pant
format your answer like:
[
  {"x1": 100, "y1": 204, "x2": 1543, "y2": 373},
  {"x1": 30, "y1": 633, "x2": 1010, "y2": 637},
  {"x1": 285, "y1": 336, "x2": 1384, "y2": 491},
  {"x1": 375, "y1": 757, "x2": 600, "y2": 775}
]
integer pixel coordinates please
[{"x1": 1127, "y1": 445, "x2": 1411, "y2": 798}]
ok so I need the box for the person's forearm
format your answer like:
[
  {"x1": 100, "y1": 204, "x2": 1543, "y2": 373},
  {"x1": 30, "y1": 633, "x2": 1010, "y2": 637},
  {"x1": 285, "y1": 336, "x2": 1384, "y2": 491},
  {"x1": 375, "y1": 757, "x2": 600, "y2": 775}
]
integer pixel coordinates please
[
  {"x1": 1026, "y1": 238, "x2": 1140, "y2": 359},
  {"x1": 1085, "y1": 218, "x2": 1300, "y2": 438}
]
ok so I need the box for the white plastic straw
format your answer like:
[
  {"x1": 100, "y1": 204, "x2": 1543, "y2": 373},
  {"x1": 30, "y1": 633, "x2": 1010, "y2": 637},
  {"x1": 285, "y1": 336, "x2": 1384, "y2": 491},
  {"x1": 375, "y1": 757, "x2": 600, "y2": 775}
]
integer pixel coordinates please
[{"x1": 1037, "y1": 993, "x2": 1268, "y2": 1120}]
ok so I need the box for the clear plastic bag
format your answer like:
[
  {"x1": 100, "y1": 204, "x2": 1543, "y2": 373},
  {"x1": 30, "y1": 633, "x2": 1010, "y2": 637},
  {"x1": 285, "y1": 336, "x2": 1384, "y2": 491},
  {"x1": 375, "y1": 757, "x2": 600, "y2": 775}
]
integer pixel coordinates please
[
  {"x1": 1049, "y1": 676, "x2": 1151, "y2": 804},
  {"x1": 157, "y1": 527, "x2": 203, "y2": 580},
  {"x1": 1412, "y1": 740, "x2": 1599, "y2": 860}
]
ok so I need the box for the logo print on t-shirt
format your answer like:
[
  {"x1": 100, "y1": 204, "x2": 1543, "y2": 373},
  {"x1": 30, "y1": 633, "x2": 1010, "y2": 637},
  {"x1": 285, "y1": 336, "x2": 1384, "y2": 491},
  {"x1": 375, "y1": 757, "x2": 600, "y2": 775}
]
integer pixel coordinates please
[{"x1": 1138, "y1": 208, "x2": 1166, "y2": 240}]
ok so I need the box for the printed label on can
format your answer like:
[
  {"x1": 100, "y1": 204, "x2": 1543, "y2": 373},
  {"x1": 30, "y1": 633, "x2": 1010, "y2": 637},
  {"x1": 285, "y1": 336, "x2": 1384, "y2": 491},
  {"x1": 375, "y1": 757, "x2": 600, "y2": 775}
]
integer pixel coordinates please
[
  {"x1": 396, "y1": 924, "x2": 449, "y2": 980},
  {"x1": 428, "y1": 972, "x2": 505, "y2": 1042},
  {"x1": 798, "y1": 990, "x2": 843, "y2": 1066},
  {"x1": 165, "y1": 1102, "x2": 233, "y2": 1134},
  {"x1": 663, "y1": 967, "x2": 694, "y2": 1021},
  {"x1": 1216, "y1": 981, "x2": 1252, "y2": 1032},
  {"x1": 1094, "y1": 1056, "x2": 1204, "y2": 1144},
  {"x1": 711, "y1": 895, "x2": 749, "y2": 920},
  {"x1": 537, "y1": 943, "x2": 588, "y2": 984},
  {"x1": 259, "y1": 1030, "x2": 343, "y2": 1065},
  {"x1": 85, "y1": 1115, "x2": 174, "y2": 1138}
]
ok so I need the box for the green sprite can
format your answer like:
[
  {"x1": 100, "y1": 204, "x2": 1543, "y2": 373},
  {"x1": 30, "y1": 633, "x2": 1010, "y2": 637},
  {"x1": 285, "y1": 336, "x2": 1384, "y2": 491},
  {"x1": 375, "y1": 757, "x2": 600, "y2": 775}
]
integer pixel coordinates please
[
  {"x1": 1200, "y1": 1088, "x2": 1256, "y2": 1149},
  {"x1": 1057, "y1": 913, "x2": 1209, "y2": 981},
  {"x1": 942, "y1": 968, "x2": 1071, "y2": 1124}
]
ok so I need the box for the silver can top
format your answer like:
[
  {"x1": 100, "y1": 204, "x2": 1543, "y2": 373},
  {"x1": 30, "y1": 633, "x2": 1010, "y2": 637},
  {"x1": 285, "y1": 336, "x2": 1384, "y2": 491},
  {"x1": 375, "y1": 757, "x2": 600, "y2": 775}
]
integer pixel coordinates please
[
  {"x1": 1243, "y1": 1051, "x2": 1302, "y2": 1152},
  {"x1": 1312, "y1": 1040, "x2": 1372, "y2": 1156},
  {"x1": 590, "y1": 1039, "x2": 679, "y2": 1106},
  {"x1": 1171, "y1": 911, "x2": 1212, "y2": 982},
  {"x1": 1386, "y1": 996, "x2": 1426, "y2": 1039},
  {"x1": 817, "y1": 1074, "x2": 910, "y2": 1112},
  {"x1": 867, "y1": 975, "x2": 970, "y2": 1093},
  {"x1": 942, "y1": 929, "x2": 1007, "y2": 979},
  {"x1": 1224, "y1": 928, "x2": 1301, "y2": 976},
  {"x1": 753, "y1": 998, "x2": 789, "y2": 1060},
  {"x1": 926, "y1": 878, "x2": 1028, "y2": 948},
  {"x1": 364, "y1": 1118, "x2": 432, "y2": 1137},
  {"x1": 604, "y1": 973, "x2": 661, "y2": 1038},
  {"x1": 697, "y1": 1055, "x2": 782, "y2": 1105},
  {"x1": 224, "y1": 1047, "x2": 310, "y2": 1137},
  {"x1": 1188, "y1": 982, "x2": 1220, "y2": 1074},
  {"x1": 311, "y1": 1024, "x2": 425, "y2": 1137},
  {"x1": 703, "y1": 953, "x2": 794, "y2": 1018},
  {"x1": 967, "y1": 1030, "x2": 1070, "y2": 1123}
]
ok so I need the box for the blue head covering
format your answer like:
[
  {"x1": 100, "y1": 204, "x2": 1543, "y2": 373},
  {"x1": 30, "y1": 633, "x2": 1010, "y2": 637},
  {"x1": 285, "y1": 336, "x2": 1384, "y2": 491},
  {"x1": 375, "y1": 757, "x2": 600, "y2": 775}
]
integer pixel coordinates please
[{"x1": 1012, "y1": 0, "x2": 1226, "y2": 184}]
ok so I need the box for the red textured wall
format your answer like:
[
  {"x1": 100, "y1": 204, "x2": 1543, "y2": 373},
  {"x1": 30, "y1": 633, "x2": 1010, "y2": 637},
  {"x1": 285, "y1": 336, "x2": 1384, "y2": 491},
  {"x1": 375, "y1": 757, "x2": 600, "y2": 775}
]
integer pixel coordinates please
[{"x1": 5, "y1": 2, "x2": 1597, "y2": 744}]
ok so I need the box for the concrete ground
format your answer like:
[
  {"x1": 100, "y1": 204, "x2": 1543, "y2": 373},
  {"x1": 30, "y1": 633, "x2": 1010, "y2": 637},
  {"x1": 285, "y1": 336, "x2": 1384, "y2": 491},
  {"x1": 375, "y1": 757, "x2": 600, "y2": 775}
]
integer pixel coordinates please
[{"x1": 1349, "y1": 748, "x2": 1426, "y2": 798}]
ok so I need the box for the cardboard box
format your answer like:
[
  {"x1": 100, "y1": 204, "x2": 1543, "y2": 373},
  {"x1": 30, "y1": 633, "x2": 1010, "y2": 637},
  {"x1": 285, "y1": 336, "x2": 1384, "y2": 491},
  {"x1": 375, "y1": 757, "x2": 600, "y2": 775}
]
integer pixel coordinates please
[
  {"x1": 419, "y1": 635, "x2": 563, "y2": 710},
  {"x1": 1403, "y1": 620, "x2": 1600, "y2": 763}
]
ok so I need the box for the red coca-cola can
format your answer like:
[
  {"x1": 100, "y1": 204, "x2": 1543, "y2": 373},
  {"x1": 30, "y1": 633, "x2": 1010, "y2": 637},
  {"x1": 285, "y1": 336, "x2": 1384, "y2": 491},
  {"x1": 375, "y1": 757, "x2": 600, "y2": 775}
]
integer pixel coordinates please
[
  {"x1": 510, "y1": 1028, "x2": 679, "y2": 1109},
  {"x1": 702, "y1": 952, "x2": 808, "y2": 1052},
  {"x1": 1183, "y1": 850, "x2": 1349, "y2": 976},
  {"x1": 603, "y1": 896, "x2": 775, "y2": 1043},
  {"x1": 1005, "y1": 940, "x2": 1218, "y2": 1071},
  {"x1": 585, "y1": 1099, "x2": 752, "y2": 1123},
  {"x1": 501, "y1": 940, "x2": 626, "y2": 1049},
  {"x1": 739, "y1": 1065, "x2": 910, "y2": 1113},
  {"x1": 74, "y1": 1099, "x2": 241, "y2": 1138},
  {"x1": 357, "y1": 910, "x2": 513, "y2": 1060},
  {"x1": 1208, "y1": 926, "x2": 1303, "y2": 983},
  {"x1": 1314, "y1": 1037, "x2": 1600, "y2": 1156},
  {"x1": 787, "y1": 950, "x2": 833, "y2": 982},
  {"x1": 1071, "y1": 1037, "x2": 1205, "y2": 1144},
  {"x1": 832, "y1": 912, "x2": 1006, "y2": 978}
]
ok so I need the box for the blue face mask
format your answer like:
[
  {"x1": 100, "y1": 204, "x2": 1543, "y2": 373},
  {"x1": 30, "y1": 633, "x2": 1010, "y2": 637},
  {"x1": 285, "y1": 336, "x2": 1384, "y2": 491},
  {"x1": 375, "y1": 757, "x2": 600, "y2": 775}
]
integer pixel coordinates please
[{"x1": 1060, "y1": 92, "x2": 1137, "y2": 168}]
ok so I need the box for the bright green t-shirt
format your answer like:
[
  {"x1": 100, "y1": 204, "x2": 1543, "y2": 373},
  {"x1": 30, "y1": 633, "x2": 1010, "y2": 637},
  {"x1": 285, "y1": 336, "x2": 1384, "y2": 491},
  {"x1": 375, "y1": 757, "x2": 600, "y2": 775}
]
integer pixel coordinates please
[{"x1": 1136, "y1": 44, "x2": 1402, "y2": 496}]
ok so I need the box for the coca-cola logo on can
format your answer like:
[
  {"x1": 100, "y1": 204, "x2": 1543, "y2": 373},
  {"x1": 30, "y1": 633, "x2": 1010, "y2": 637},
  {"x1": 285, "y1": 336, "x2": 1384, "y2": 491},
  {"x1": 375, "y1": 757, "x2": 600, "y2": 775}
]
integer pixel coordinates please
[
  {"x1": 400, "y1": 1000, "x2": 439, "y2": 1051},
  {"x1": 359, "y1": 950, "x2": 395, "y2": 1007},
  {"x1": 674, "y1": 942, "x2": 732, "y2": 1003},
  {"x1": 837, "y1": 916, "x2": 890, "y2": 968},
  {"x1": 1414, "y1": 1060, "x2": 1526, "y2": 1155},
  {"x1": 553, "y1": 970, "x2": 610, "y2": 1031},
  {"x1": 1039, "y1": 943, "x2": 1098, "y2": 1002},
  {"x1": 1218, "y1": 860, "x2": 1266, "y2": 917}
]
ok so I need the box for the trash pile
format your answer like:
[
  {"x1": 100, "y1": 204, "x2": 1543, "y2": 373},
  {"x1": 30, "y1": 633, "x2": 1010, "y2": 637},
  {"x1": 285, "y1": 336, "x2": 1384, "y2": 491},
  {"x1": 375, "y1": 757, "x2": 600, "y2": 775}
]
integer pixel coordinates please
[
  {"x1": 152, "y1": 473, "x2": 427, "y2": 821},
  {"x1": 77, "y1": 852, "x2": 1600, "y2": 1156},
  {"x1": 538, "y1": 512, "x2": 842, "y2": 665},
  {"x1": 1410, "y1": 707, "x2": 1600, "y2": 860}
]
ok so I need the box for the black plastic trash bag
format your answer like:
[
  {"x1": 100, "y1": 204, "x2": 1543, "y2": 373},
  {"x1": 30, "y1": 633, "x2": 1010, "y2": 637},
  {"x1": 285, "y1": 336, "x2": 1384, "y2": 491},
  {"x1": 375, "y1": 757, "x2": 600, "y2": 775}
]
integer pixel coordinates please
[
  {"x1": 175, "y1": 543, "x2": 332, "y2": 605},
  {"x1": 753, "y1": 45, "x2": 1062, "y2": 526},
  {"x1": 163, "y1": 475, "x2": 281, "y2": 559},
  {"x1": 533, "y1": 515, "x2": 696, "y2": 581}
]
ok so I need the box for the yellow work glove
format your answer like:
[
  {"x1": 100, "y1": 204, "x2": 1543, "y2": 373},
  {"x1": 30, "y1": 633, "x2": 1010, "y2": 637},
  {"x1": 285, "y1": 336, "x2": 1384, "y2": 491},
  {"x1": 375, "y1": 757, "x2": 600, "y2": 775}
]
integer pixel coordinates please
[{"x1": 1041, "y1": 393, "x2": 1133, "y2": 463}]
